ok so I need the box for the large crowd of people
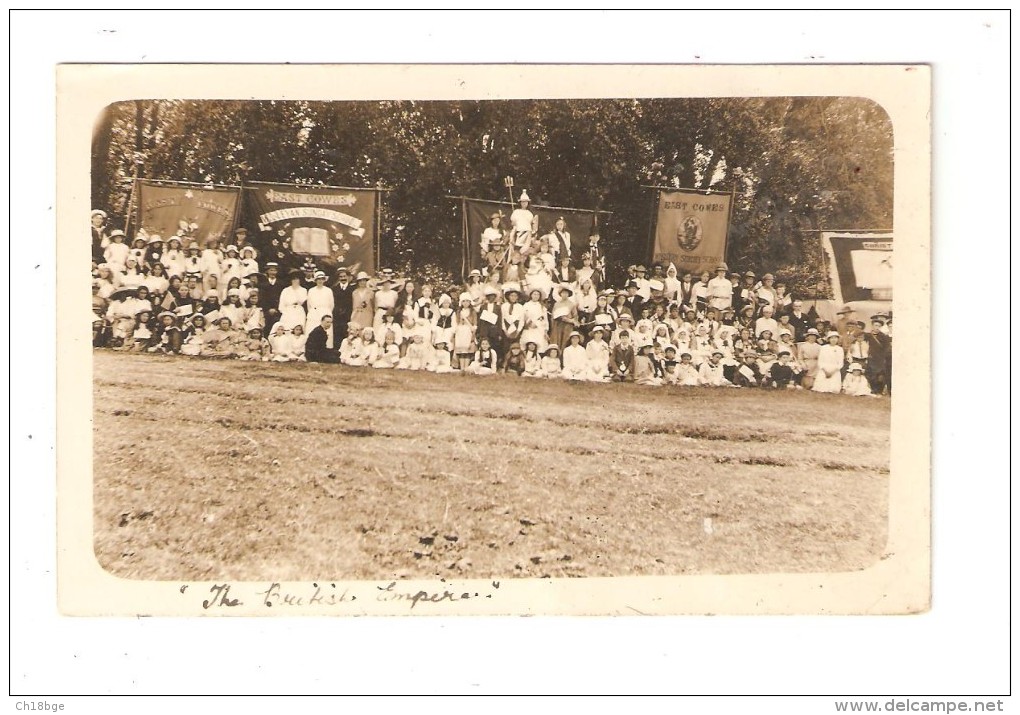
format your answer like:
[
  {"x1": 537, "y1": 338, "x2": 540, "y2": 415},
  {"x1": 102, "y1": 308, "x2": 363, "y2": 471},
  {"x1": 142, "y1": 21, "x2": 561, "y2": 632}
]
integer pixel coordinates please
[{"x1": 90, "y1": 199, "x2": 892, "y2": 395}]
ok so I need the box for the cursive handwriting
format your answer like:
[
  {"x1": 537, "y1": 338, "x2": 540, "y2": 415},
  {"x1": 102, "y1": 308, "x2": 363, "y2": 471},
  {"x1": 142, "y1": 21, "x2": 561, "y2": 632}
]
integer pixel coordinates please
[
  {"x1": 375, "y1": 580, "x2": 501, "y2": 609},
  {"x1": 257, "y1": 582, "x2": 356, "y2": 608},
  {"x1": 202, "y1": 583, "x2": 241, "y2": 609}
]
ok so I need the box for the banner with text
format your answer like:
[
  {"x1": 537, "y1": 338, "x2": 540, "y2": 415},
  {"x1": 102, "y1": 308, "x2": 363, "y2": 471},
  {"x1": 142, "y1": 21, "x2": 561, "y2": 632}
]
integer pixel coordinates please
[
  {"x1": 652, "y1": 189, "x2": 732, "y2": 273},
  {"x1": 821, "y1": 232, "x2": 893, "y2": 304},
  {"x1": 243, "y1": 184, "x2": 377, "y2": 275},
  {"x1": 463, "y1": 198, "x2": 598, "y2": 278},
  {"x1": 135, "y1": 181, "x2": 241, "y2": 247}
]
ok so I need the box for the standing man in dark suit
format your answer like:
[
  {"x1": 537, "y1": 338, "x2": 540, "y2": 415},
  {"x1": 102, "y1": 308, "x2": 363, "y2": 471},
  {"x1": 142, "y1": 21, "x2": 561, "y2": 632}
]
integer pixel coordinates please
[
  {"x1": 786, "y1": 299, "x2": 812, "y2": 343},
  {"x1": 331, "y1": 265, "x2": 356, "y2": 339},
  {"x1": 258, "y1": 262, "x2": 285, "y2": 338},
  {"x1": 624, "y1": 280, "x2": 645, "y2": 319},
  {"x1": 306, "y1": 315, "x2": 340, "y2": 363},
  {"x1": 865, "y1": 316, "x2": 891, "y2": 395}
]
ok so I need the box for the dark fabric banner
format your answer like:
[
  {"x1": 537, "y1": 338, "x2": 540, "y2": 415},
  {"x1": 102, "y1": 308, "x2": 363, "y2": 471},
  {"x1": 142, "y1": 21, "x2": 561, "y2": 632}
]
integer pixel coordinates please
[
  {"x1": 653, "y1": 189, "x2": 732, "y2": 273},
  {"x1": 243, "y1": 184, "x2": 377, "y2": 274},
  {"x1": 462, "y1": 197, "x2": 597, "y2": 278},
  {"x1": 823, "y1": 232, "x2": 893, "y2": 304},
  {"x1": 135, "y1": 181, "x2": 241, "y2": 246}
]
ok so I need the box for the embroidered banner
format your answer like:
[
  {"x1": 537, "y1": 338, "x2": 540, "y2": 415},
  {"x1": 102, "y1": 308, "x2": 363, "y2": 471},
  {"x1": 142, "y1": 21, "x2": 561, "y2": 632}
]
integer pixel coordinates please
[
  {"x1": 652, "y1": 189, "x2": 732, "y2": 273},
  {"x1": 134, "y1": 181, "x2": 241, "y2": 246},
  {"x1": 243, "y1": 184, "x2": 377, "y2": 275}
]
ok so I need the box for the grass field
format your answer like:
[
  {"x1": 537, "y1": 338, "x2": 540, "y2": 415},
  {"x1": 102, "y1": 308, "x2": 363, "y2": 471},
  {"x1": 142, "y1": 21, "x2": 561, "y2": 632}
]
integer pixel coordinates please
[{"x1": 93, "y1": 351, "x2": 890, "y2": 582}]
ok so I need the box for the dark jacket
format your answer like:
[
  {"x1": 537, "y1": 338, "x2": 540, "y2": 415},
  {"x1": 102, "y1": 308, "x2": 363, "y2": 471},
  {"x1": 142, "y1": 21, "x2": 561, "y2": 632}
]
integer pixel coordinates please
[{"x1": 305, "y1": 325, "x2": 339, "y2": 363}]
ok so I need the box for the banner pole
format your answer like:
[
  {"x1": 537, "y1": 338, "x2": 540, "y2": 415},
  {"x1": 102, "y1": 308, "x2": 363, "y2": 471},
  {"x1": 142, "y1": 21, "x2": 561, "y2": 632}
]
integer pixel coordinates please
[
  {"x1": 132, "y1": 178, "x2": 242, "y2": 190},
  {"x1": 375, "y1": 189, "x2": 383, "y2": 272},
  {"x1": 443, "y1": 195, "x2": 612, "y2": 215},
  {"x1": 461, "y1": 198, "x2": 469, "y2": 282},
  {"x1": 246, "y1": 179, "x2": 393, "y2": 192},
  {"x1": 123, "y1": 171, "x2": 139, "y2": 236},
  {"x1": 231, "y1": 179, "x2": 244, "y2": 241},
  {"x1": 645, "y1": 189, "x2": 659, "y2": 266},
  {"x1": 724, "y1": 182, "x2": 737, "y2": 266}
]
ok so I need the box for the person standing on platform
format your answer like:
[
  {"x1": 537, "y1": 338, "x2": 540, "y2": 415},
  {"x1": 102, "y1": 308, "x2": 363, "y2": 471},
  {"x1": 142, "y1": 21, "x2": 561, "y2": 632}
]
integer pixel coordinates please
[
  {"x1": 510, "y1": 191, "x2": 537, "y2": 254},
  {"x1": 548, "y1": 216, "x2": 572, "y2": 264},
  {"x1": 481, "y1": 211, "x2": 509, "y2": 274}
]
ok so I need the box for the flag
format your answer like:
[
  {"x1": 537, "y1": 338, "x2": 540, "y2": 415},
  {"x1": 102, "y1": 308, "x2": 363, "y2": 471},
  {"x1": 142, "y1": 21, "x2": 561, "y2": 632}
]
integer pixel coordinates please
[
  {"x1": 243, "y1": 184, "x2": 377, "y2": 275},
  {"x1": 462, "y1": 198, "x2": 597, "y2": 278},
  {"x1": 821, "y1": 232, "x2": 894, "y2": 303},
  {"x1": 135, "y1": 181, "x2": 241, "y2": 246},
  {"x1": 652, "y1": 189, "x2": 732, "y2": 273}
]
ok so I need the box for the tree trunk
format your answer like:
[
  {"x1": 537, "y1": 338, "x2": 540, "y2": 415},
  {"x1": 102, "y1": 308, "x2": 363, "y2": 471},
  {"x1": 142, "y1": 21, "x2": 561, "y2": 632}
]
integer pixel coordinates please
[{"x1": 91, "y1": 104, "x2": 114, "y2": 209}]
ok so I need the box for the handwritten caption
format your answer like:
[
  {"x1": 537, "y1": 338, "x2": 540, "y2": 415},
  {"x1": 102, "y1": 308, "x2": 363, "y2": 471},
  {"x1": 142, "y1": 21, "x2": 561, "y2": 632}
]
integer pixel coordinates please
[{"x1": 185, "y1": 580, "x2": 502, "y2": 611}]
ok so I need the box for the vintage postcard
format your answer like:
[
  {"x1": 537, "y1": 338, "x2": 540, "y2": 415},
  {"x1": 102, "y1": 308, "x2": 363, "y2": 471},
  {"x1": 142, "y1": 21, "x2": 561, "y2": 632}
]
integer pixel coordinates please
[{"x1": 57, "y1": 63, "x2": 930, "y2": 615}]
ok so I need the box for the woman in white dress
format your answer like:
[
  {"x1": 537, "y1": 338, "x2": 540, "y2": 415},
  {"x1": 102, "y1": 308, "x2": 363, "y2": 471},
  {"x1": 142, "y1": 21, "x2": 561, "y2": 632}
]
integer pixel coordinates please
[
  {"x1": 304, "y1": 270, "x2": 335, "y2": 333},
  {"x1": 812, "y1": 331, "x2": 845, "y2": 394},
  {"x1": 520, "y1": 288, "x2": 549, "y2": 353},
  {"x1": 278, "y1": 271, "x2": 308, "y2": 331}
]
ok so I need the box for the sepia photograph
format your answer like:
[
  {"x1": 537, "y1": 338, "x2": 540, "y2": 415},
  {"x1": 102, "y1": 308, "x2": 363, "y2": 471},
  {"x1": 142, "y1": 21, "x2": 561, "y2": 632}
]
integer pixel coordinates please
[
  {"x1": 15, "y1": 8, "x2": 1010, "y2": 702},
  {"x1": 57, "y1": 63, "x2": 929, "y2": 616}
]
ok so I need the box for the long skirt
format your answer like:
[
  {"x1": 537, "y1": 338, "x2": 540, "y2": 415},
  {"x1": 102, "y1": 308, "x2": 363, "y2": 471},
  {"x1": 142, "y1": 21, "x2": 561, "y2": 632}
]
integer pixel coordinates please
[{"x1": 812, "y1": 369, "x2": 843, "y2": 394}]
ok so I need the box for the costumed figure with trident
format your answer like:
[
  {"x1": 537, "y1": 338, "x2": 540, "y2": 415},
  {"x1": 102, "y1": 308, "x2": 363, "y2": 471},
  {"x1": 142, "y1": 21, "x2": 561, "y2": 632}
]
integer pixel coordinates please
[{"x1": 505, "y1": 177, "x2": 538, "y2": 258}]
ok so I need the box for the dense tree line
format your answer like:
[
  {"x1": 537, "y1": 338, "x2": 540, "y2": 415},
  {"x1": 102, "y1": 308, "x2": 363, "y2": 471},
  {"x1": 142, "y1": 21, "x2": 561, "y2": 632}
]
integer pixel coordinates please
[{"x1": 92, "y1": 97, "x2": 892, "y2": 293}]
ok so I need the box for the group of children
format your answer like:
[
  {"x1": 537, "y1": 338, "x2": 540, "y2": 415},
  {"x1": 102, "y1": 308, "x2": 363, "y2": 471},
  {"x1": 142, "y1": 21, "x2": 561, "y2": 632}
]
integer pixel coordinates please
[{"x1": 90, "y1": 210, "x2": 892, "y2": 396}]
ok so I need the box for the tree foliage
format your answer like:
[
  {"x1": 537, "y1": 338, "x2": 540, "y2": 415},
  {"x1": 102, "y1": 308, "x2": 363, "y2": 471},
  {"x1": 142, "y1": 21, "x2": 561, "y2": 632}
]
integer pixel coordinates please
[{"x1": 93, "y1": 97, "x2": 892, "y2": 295}]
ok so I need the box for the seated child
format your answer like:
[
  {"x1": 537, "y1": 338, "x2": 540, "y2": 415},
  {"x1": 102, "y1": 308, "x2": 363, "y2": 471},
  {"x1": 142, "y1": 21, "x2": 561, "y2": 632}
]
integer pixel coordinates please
[
  {"x1": 698, "y1": 349, "x2": 731, "y2": 386},
  {"x1": 585, "y1": 326, "x2": 611, "y2": 382},
  {"x1": 560, "y1": 332, "x2": 588, "y2": 381},
  {"x1": 467, "y1": 337, "x2": 499, "y2": 375},
  {"x1": 429, "y1": 338, "x2": 454, "y2": 374},
  {"x1": 676, "y1": 351, "x2": 701, "y2": 386},
  {"x1": 757, "y1": 351, "x2": 778, "y2": 387},
  {"x1": 634, "y1": 343, "x2": 663, "y2": 386},
  {"x1": 399, "y1": 333, "x2": 430, "y2": 371},
  {"x1": 540, "y1": 344, "x2": 562, "y2": 379},
  {"x1": 609, "y1": 330, "x2": 636, "y2": 382},
  {"x1": 770, "y1": 350, "x2": 799, "y2": 389},
  {"x1": 661, "y1": 345, "x2": 680, "y2": 385},
  {"x1": 240, "y1": 326, "x2": 270, "y2": 361},
  {"x1": 522, "y1": 341, "x2": 542, "y2": 377},
  {"x1": 372, "y1": 329, "x2": 402, "y2": 369},
  {"x1": 501, "y1": 341, "x2": 527, "y2": 376},
  {"x1": 842, "y1": 362, "x2": 873, "y2": 396}
]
